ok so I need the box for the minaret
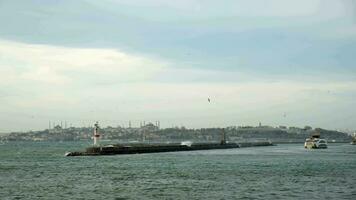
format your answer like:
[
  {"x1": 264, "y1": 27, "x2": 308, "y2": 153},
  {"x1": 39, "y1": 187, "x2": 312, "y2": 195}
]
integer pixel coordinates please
[{"x1": 93, "y1": 121, "x2": 100, "y2": 146}]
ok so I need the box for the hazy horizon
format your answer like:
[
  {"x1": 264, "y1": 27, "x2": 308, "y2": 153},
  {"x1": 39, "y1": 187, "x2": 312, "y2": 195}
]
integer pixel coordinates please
[{"x1": 1, "y1": 0, "x2": 356, "y2": 132}]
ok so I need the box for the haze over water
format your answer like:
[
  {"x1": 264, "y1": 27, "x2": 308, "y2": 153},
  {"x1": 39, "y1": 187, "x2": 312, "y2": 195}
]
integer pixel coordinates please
[{"x1": 0, "y1": 141, "x2": 355, "y2": 199}]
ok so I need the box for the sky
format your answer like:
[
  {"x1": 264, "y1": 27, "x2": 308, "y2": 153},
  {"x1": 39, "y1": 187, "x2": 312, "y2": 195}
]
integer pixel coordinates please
[{"x1": 0, "y1": 0, "x2": 355, "y2": 132}]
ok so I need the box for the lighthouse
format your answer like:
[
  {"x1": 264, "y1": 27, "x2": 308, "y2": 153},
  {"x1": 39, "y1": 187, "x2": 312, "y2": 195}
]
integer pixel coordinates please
[
  {"x1": 220, "y1": 128, "x2": 226, "y2": 145},
  {"x1": 93, "y1": 122, "x2": 100, "y2": 146}
]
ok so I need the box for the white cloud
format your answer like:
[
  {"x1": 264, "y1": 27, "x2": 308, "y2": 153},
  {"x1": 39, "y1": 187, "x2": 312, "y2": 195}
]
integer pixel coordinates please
[
  {"x1": 0, "y1": 39, "x2": 168, "y2": 130},
  {"x1": 0, "y1": 39, "x2": 166, "y2": 85}
]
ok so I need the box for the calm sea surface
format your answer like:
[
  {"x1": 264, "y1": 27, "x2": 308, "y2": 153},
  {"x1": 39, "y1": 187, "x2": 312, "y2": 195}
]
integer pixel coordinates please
[{"x1": 0, "y1": 141, "x2": 355, "y2": 199}]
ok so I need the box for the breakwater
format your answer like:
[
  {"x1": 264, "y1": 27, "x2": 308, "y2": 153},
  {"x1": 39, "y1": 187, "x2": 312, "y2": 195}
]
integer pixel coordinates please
[
  {"x1": 238, "y1": 141, "x2": 274, "y2": 147},
  {"x1": 65, "y1": 141, "x2": 273, "y2": 156}
]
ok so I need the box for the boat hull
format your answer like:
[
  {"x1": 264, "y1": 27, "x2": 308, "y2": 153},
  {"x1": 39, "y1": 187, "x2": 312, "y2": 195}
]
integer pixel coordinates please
[{"x1": 304, "y1": 140, "x2": 328, "y2": 149}]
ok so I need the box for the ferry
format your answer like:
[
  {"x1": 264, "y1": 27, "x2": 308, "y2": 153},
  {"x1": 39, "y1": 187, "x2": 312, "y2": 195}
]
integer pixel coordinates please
[
  {"x1": 351, "y1": 133, "x2": 356, "y2": 145},
  {"x1": 304, "y1": 132, "x2": 327, "y2": 149}
]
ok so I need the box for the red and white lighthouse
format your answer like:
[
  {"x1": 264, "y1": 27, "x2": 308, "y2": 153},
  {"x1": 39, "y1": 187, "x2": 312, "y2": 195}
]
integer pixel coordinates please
[{"x1": 93, "y1": 122, "x2": 100, "y2": 146}]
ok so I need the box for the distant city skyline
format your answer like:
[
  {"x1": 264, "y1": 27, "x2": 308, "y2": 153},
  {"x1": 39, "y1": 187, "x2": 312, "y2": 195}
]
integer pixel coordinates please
[{"x1": 0, "y1": 0, "x2": 355, "y2": 132}]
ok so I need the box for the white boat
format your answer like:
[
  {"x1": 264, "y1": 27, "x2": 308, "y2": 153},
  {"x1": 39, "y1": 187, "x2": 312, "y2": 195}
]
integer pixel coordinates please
[
  {"x1": 304, "y1": 132, "x2": 327, "y2": 149},
  {"x1": 351, "y1": 133, "x2": 356, "y2": 145}
]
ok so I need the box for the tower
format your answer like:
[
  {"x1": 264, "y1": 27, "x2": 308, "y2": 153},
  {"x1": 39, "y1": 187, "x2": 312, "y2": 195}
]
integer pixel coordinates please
[
  {"x1": 220, "y1": 128, "x2": 226, "y2": 145},
  {"x1": 93, "y1": 121, "x2": 100, "y2": 146}
]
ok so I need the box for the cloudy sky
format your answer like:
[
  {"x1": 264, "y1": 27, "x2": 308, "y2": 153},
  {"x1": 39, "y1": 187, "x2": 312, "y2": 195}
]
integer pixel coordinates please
[{"x1": 0, "y1": 0, "x2": 355, "y2": 132}]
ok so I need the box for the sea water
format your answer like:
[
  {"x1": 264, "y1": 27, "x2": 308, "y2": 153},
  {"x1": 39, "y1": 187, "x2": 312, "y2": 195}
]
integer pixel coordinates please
[{"x1": 0, "y1": 141, "x2": 355, "y2": 199}]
